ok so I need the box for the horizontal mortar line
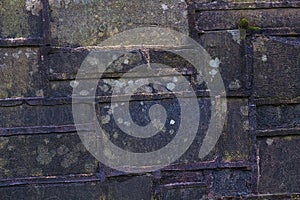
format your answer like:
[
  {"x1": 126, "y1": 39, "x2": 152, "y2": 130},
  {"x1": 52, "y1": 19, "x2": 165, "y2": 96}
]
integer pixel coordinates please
[
  {"x1": 105, "y1": 160, "x2": 252, "y2": 178},
  {"x1": 256, "y1": 127, "x2": 300, "y2": 138},
  {"x1": 49, "y1": 45, "x2": 199, "y2": 51},
  {"x1": 0, "y1": 124, "x2": 94, "y2": 137},
  {"x1": 0, "y1": 174, "x2": 100, "y2": 188},
  {"x1": 195, "y1": 27, "x2": 300, "y2": 35},
  {"x1": 164, "y1": 160, "x2": 252, "y2": 171},
  {"x1": 0, "y1": 91, "x2": 249, "y2": 107},
  {"x1": 255, "y1": 97, "x2": 300, "y2": 106},
  {"x1": 0, "y1": 37, "x2": 44, "y2": 47},
  {"x1": 192, "y1": 3, "x2": 300, "y2": 12},
  {"x1": 48, "y1": 71, "x2": 195, "y2": 81},
  {"x1": 219, "y1": 193, "x2": 300, "y2": 199},
  {"x1": 161, "y1": 181, "x2": 206, "y2": 189}
]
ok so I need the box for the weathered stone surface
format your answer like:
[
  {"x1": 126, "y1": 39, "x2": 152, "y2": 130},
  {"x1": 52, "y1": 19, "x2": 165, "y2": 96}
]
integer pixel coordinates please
[
  {"x1": 94, "y1": 97, "x2": 249, "y2": 167},
  {"x1": 0, "y1": 104, "x2": 75, "y2": 128},
  {"x1": 256, "y1": 104, "x2": 300, "y2": 130},
  {"x1": 258, "y1": 136, "x2": 300, "y2": 193},
  {"x1": 49, "y1": 0, "x2": 188, "y2": 46},
  {"x1": 219, "y1": 99, "x2": 251, "y2": 162},
  {"x1": 0, "y1": 182, "x2": 105, "y2": 200},
  {"x1": 196, "y1": 31, "x2": 250, "y2": 96},
  {"x1": 0, "y1": 133, "x2": 98, "y2": 178},
  {"x1": 0, "y1": 0, "x2": 43, "y2": 38},
  {"x1": 0, "y1": 48, "x2": 45, "y2": 99},
  {"x1": 160, "y1": 183, "x2": 207, "y2": 200},
  {"x1": 253, "y1": 36, "x2": 300, "y2": 98},
  {"x1": 0, "y1": 175, "x2": 152, "y2": 200},
  {"x1": 212, "y1": 169, "x2": 252, "y2": 196},
  {"x1": 196, "y1": 8, "x2": 300, "y2": 31}
]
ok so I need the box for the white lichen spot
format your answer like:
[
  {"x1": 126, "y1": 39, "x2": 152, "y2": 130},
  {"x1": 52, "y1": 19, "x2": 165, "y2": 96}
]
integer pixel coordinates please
[
  {"x1": 169, "y1": 129, "x2": 175, "y2": 135},
  {"x1": 167, "y1": 82, "x2": 176, "y2": 91},
  {"x1": 113, "y1": 132, "x2": 118, "y2": 139},
  {"x1": 229, "y1": 79, "x2": 241, "y2": 90},
  {"x1": 209, "y1": 69, "x2": 218, "y2": 76},
  {"x1": 240, "y1": 106, "x2": 249, "y2": 116},
  {"x1": 117, "y1": 118, "x2": 123, "y2": 124},
  {"x1": 266, "y1": 138, "x2": 274, "y2": 146},
  {"x1": 170, "y1": 119, "x2": 176, "y2": 125},
  {"x1": 26, "y1": 0, "x2": 43, "y2": 16},
  {"x1": 70, "y1": 80, "x2": 79, "y2": 88},
  {"x1": 227, "y1": 30, "x2": 241, "y2": 44},
  {"x1": 124, "y1": 121, "x2": 131, "y2": 127},
  {"x1": 243, "y1": 120, "x2": 250, "y2": 130},
  {"x1": 161, "y1": 4, "x2": 168, "y2": 11},
  {"x1": 25, "y1": 52, "x2": 31, "y2": 58},
  {"x1": 35, "y1": 89, "x2": 44, "y2": 96},
  {"x1": 172, "y1": 77, "x2": 178, "y2": 83},
  {"x1": 209, "y1": 58, "x2": 221, "y2": 68},
  {"x1": 123, "y1": 59, "x2": 129, "y2": 64},
  {"x1": 101, "y1": 115, "x2": 111, "y2": 124},
  {"x1": 79, "y1": 90, "x2": 89, "y2": 96},
  {"x1": 262, "y1": 55, "x2": 268, "y2": 62},
  {"x1": 49, "y1": 68, "x2": 54, "y2": 73},
  {"x1": 12, "y1": 53, "x2": 19, "y2": 59}
]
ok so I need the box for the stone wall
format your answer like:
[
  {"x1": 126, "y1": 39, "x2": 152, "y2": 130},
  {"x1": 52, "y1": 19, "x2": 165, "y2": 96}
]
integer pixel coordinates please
[{"x1": 0, "y1": 0, "x2": 299, "y2": 199}]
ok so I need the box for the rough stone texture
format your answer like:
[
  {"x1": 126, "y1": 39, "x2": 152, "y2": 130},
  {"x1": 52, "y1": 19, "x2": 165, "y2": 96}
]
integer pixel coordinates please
[
  {"x1": 0, "y1": 0, "x2": 43, "y2": 38},
  {"x1": 0, "y1": 48, "x2": 45, "y2": 98},
  {"x1": 0, "y1": 104, "x2": 74, "y2": 128},
  {"x1": 219, "y1": 99, "x2": 251, "y2": 162},
  {"x1": 212, "y1": 169, "x2": 252, "y2": 196},
  {"x1": 0, "y1": 133, "x2": 98, "y2": 178},
  {"x1": 195, "y1": 8, "x2": 300, "y2": 31},
  {"x1": 253, "y1": 36, "x2": 300, "y2": 98},
  {"x1": 159, "y1": 183, "x2": 207, "y2": 200},
  {"x1": 258, "y1": 136, "x2": 300, "y2": 194},
  {"x1": 256, "y1": 104, "x2": 300, "y2": 130},
  {"x1": 197, "y1": 31, "x2": 250, "y2": 96},
  {"x1": 0, "y1": 0, "x2": 300, "y2": 199},
  {"x1": 49, "y1": 0, "x2": 189, "y2": 46},
  {"x1": 0, "y1": 176, "x2": 152, "y2": 200}
]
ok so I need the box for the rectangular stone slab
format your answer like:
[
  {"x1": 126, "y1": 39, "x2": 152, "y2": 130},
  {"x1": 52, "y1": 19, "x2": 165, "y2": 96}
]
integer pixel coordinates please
[
  {"x1": 258, "y1": 135, "x2": 300, "y2": 193},
  {"x1": 195, "y1": 8, "x2": 300, "y2": 31},
  {"x1": 0, "y1": 0, "x2": 43, "y2": 38},
  {"x1": 253, "y1": 36, "x2": 300, "y2": 99},
  {"x1": 0, "y1": 133, "x2": 98, "y2": 179},
  {"x1": 0, "y1": 48, "x2": 45, "y2": 99},
  {"x1": 49, "y1": 0, "x2": 188, "y2": 46}
]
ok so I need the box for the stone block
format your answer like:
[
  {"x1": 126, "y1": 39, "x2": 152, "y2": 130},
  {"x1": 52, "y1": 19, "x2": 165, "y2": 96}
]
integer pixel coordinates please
[
  {"x1": 0, "y1": 48, "x2": 44, "y2": 99},
  {"x1": 0, "y1": 0, "x2": 43, "y2": 38},
  {"x1": 258, "y1": 136, "x2": 300, "y2": 193},
  {"x1": 253, "y1": 36, "x2": 300, "y2": 98},
  {"x1": 49, "y1": 0, "x2": 188, "y2": 46},
  {"x1": 0, "y1": 133, "x2": 98, "y2": 178}
]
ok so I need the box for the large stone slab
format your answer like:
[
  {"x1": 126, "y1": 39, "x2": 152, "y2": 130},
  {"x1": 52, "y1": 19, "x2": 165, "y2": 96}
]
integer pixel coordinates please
[
  {"x1": 0, "y1": 176, "x2": 152, "y2": 200},
  {"x1": 195, "y1": 8, "x2": 300, "y2": 31},
  {"x1": 253, "y1": 36, "x2": 300, "y2": 99},
  {"x1": 0, "y1": 103, "x2": 75, "y2": 128},
  {"x1": 0, "y1": 0, "x2": 43, "y2": 38},
  {"x1": 0, "y1": 48, "x2": 45, "y2": 99},
  {"x1": 49, "y1": 0, "x2": 188, "y2": 46},
  {"x1": 0, "y1": 133, "x2": 98, "y2": 178},
  {"x1": 196, "y1": 31, "x2": 250, "y2": 96},
  {"x1": 256, "y1": 104, "x2": 300, "y2": 130},
  {"x1": 258, "y1": 136, "x2": 300, "y2": 193}
]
